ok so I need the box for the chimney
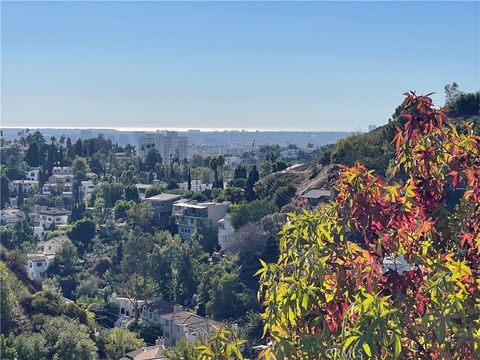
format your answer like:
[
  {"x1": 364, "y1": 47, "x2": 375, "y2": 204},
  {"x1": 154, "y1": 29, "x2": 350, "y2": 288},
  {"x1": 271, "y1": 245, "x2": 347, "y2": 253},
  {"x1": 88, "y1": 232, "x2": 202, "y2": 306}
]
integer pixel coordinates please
[{"x1": 173, "y1": 304, "x2": 183, "y2": 313}]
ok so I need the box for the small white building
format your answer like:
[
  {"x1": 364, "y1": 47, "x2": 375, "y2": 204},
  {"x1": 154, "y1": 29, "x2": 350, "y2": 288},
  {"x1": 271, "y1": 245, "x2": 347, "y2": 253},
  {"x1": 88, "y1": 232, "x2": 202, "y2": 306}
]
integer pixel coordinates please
[
  {"x1": 9, "y1": 180, "x2": 39, "y2": 194},
  {"x1": 52, "y1": 166, "x2": 73, "y2": 175},
  {"x1": 217, "y1": 214, "x2": 234, "y2": 251},
  {"x1": 26, "y1": 253, "x2": 55, "y2": 280},
  {"x1": 39, "y1": 209, "x2": 70, "y2": 229},
  {"x1": 38, "y1": 235, "x2": 70, "y2": 255},
  {"x1": 26, "y1": 168, "x2": 40, "y2": 181},
  {"x1": 115, "y1": 296, "x2": 146, "y2": 319},
  {"x1": 173, "y1": 201, "x2": 229, "y2": 241}
]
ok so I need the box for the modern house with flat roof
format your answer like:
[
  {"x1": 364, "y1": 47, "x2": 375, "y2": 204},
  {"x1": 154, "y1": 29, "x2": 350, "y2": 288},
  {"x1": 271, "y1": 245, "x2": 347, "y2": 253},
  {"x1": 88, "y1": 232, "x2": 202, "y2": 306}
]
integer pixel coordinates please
[
  {"x1": 172, "y1": 201, "x2": 229, "y2": 240},
  {"x1": 39, "y1": 209, "x2": 70, "y2": 229},
  {"x1": 144, "y1": 193, "x2": 182, "y2": 226}
]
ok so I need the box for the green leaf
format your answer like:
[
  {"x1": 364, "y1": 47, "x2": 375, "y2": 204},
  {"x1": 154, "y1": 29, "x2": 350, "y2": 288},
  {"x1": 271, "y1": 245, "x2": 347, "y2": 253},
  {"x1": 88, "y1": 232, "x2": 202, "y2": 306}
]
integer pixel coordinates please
[
  {"x1": 394, "y1": 334, "x2": 401, "y2": 359},
  {"x1": 362, "y1": 342, "x2": 372, "y2": 357},
  {"x1": 343, "y1": 335, "x2": 359, "y2": 349}
]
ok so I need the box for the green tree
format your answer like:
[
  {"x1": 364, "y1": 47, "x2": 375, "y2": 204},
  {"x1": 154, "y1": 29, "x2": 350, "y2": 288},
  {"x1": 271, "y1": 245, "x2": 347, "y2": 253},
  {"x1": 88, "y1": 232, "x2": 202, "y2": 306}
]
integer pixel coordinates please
[
  {"x1": 229, "y1": 199, "x2": 276, "y2": 230},
  {"x1": 0, "y1": 262, "x2": 18, "y2": 334},
  {"x1": 120, "y1": 230, "x2": 155, "y2": 321},
  {"x1": 245, "y1": 166, "x2": 259, "y2": 201},
  {"x1": 191, "y1": 226, "x2": 218, "y2": 254},
  {"x1": 67, "y1": 219, "x2": 96, "y2": 254},
  {"x1": 1, "y1": 175, "x2": 10, "y2": 209},
  {"x1": 102, "y1": 328, "x2": 145, "y2": 359}
]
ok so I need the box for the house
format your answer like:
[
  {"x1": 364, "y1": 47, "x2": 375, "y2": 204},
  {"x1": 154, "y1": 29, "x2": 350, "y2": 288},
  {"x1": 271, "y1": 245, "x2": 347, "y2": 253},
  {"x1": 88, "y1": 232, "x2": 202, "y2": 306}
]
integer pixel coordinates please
[
  {"x1": 298, "y1": 189, "x2": 332, "y2": 209},
  {"x1": 162, "y1": 309, "x2": 221, "y2": 346},
  {"x1": 144, "y1": 304, "x2": 221, "y2": 346},
  {"x1": 172, "y1": 201, "x2": 229, "y2": 241},
  {"x1": 26, "y1": 168, "x2": 40, "y2": 181},
  {"x1": 142, "y1": 299, "x2": 175, "y2": 327},
  {"x1": 39, "y1": 209, "x2": 70, "y2": 229},
  {"x1": 217, "y1": 214, "x2": 234, "y2": 251},
  {"x1": 9, "y1": 180, "x2": 39, "y2": 194},
  {"x1": 144, "y1": 194, "x2": 182, "y2": 225},
  {"x1": 120, "y1": 343, "x2": 166, "y2": 360},
  {"x1": 0, "y1": 209, "x2": 26, "y2": 225},
  {"x1": 26, "y1": 253, "x2": 55, "y2": 280},
  {"x1": 48, "y1": 173, "x2": 74, "y2": 185},
  {"x1": 115, "y1": 297, "x2": 146, "y2": 319},
  {"x1": 38, "y1": 235, "x2": 70, "y2": 255},
  {"x1": 178, "y1": 180, "x2": 212, "y2": 192},
  {"x1": 52, "y1": 166, "x2": 73, "y2": 175}
]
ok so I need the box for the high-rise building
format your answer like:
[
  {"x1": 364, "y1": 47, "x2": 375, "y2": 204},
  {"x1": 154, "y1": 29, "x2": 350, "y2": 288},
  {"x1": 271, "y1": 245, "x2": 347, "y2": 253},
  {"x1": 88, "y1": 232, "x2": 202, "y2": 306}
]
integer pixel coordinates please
[{"x1": 138, "y1": 131, "x2": 189, "y2": 162}]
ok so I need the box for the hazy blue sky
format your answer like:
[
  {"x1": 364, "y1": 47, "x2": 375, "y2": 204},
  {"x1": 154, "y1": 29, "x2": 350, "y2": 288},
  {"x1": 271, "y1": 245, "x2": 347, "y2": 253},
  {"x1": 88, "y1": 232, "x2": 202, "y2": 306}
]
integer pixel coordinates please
[{"x1": 1, "y1": 1, "x2": 478, "y2": 131}]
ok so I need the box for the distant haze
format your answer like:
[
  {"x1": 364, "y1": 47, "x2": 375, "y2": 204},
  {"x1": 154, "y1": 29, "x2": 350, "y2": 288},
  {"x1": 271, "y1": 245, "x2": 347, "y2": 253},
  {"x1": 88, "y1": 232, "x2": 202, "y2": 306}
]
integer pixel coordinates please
[{"x1": 1, "y1": 1, "x2": 478, "y2": 131}]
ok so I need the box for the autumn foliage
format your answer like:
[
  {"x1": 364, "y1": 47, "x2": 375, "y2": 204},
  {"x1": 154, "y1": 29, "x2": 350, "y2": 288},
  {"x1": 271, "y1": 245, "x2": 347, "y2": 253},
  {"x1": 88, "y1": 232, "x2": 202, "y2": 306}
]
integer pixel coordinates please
[{"x1": 253, "y1": 92, "x2": 480, "y2": 359}]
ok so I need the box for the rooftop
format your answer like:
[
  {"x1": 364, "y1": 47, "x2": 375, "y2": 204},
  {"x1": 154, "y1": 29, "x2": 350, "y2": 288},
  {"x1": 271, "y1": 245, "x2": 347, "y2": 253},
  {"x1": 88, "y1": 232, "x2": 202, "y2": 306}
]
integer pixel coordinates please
[
  {"x1": 302, "y1": 189, "x2": 331, "y2": 199},
  {"x1": 39, "y1": 209, "x2": 71, "y2": 216},
  {"x1": 144, "y1": 299, "x2": 175, "y2": 314},
  {"x1": 122, "y1": 345, "x2": 165, "y2": 360},
  {"x1": 145, "y1": 193, "x2": 182, "y2": 202},
  {"x1": 27, "y1": 254, "x2": 54, "y2": 262}
]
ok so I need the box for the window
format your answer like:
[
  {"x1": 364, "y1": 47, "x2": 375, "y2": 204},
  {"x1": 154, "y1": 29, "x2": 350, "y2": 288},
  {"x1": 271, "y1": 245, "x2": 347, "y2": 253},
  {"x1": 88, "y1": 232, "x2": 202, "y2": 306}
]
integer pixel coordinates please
[
  {"x1": 29, "y1": 263, "x2": 32, "y2": 268},
  {"x1": 48, "y1": 246, "x2": 51, "y2": 250},
  {"x1": 36, "y1": 262, "x2": 43, "y2": 267},
  {"x1": 165, "y1": 331, "x2": 170, "y2": 338},
  {"x1": 175, "y1": 325, "x2": 181, "y2": 332}
]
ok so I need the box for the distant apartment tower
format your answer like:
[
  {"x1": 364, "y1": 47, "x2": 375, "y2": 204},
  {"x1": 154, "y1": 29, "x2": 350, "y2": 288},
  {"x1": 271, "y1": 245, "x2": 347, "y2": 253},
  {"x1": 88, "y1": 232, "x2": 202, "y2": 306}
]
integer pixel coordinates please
[
  {"x1": 138, "y1": 131, "x2": 189, "y2": 161},
  {"x1": 368, "y1": 124, "x2": 377, "y2": 132}
]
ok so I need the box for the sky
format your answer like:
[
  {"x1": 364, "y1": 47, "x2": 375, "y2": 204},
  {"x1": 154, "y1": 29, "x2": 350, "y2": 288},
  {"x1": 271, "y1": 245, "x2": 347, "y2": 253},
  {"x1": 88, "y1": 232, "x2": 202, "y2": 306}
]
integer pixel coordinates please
[{"x1": 1, "y1": 1, "x2": 478, "y2": 132}]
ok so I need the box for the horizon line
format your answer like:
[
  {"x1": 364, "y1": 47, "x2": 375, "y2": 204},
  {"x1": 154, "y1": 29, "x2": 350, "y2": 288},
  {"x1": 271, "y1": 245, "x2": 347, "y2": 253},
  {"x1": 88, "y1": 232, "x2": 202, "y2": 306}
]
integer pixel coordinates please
[{"x1": 0, "y1": 126, "x2": 362, "y2": 133}]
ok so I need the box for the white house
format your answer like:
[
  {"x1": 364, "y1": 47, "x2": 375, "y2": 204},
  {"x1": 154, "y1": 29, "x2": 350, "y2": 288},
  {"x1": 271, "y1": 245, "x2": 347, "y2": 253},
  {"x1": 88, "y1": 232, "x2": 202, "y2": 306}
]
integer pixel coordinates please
[
  {"x1": 172, "y1": 201, "x2": 229, "y2": 241},
  {"x1": 115, "y1": 296, "x2": 146, "y2": 319},
  {"x1": 217, "y1": 214, "x2": 234, "y2": 251},
  {"x1": 39, "y1": 209, "x2": 70, "y2": 229},
  {"x1": 26, "y1": 168, "x2": 40, "y2": 181},
  {"x1": 162, "y1": 309, "x2": 221, "y2": 346},
  {"x1": 141, "y1": 302, "x2": 220, "y2": 347},
  {"x1": 142, "y1": 299, "x2": 175, "y2": 327},
  {"x1": 26, "y1": 254, "x2": 55, "y2": 280},
  {"x1": 9, "y1": 180, "x2": 39, "y2": 194},
  {"x1": 52, "y1": 166, "x2": 73, "y2": 175},
  {"x1": 38, "y1": 235, "x2": 70, "y2": 255}
]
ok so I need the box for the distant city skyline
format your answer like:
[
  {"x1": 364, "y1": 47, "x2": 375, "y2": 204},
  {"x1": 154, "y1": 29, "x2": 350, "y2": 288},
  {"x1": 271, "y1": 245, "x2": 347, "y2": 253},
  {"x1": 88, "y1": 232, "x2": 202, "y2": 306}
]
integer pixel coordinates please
[{"x1": 1, "y1": 1, "x2": 478, "y2": 131}]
